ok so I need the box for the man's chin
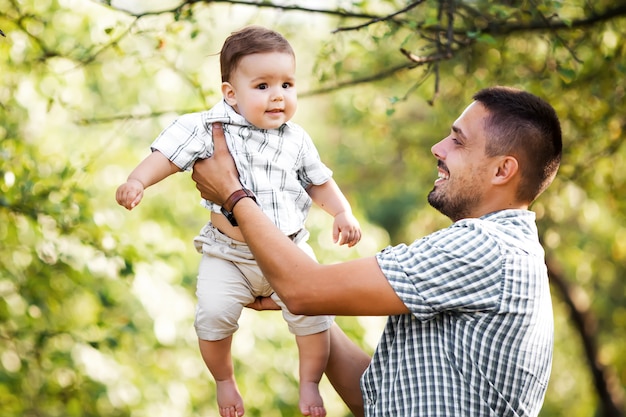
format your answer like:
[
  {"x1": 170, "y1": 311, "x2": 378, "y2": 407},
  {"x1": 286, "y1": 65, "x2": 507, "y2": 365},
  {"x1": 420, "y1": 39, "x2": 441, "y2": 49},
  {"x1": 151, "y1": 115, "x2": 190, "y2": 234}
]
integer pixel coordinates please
[
  {"x1": 427, "y1": 189, "x2": 440, "y2": 207},
  {"x1": 427, "y1": 191, "x2": 453, "y2": 219}
]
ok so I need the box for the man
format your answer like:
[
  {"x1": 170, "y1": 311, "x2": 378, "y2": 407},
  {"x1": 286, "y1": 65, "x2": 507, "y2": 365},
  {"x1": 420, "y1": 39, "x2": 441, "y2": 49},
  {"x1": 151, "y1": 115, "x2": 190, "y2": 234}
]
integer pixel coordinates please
[{"x1": 191, "y1": 86, "x2": 562, "y2": 416}]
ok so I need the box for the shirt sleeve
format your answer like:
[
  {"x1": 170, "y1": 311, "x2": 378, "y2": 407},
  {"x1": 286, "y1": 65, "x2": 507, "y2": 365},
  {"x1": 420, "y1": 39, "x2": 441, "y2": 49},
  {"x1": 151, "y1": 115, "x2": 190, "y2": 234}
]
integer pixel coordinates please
[
  {"x1": 375, "y1": 220, "x2": 503, "y2": 320},
  {"x1": 150, "y1": 112, "x2": 210, "y2": 171},
  {"x1": 295, "y1": 128, "x2": 332, "y2": 188}
]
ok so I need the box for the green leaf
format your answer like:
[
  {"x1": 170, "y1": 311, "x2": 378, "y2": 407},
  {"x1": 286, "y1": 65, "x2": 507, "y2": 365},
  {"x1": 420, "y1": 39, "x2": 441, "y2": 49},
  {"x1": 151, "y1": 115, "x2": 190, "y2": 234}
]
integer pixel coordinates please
[{"x1": 557, "y1": 66, "x2": 576, "y2": 83}]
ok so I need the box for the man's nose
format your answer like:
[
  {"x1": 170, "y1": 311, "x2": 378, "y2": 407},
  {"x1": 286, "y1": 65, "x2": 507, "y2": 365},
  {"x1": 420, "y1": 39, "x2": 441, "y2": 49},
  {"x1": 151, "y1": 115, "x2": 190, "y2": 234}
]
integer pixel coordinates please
[{"x1": 431, "y1": 139, "x2": 445, "y2": 158}]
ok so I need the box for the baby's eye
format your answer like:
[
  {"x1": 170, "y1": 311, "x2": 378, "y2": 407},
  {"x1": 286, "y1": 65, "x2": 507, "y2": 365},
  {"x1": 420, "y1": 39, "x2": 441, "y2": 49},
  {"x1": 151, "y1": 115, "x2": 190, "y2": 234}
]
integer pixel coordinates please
[
  {"x1": 282, "y1": 82, "x2": 293, "y2": 88},
  {"x1": 257, "y1": 83, "x2": 268, "y2": 90}
]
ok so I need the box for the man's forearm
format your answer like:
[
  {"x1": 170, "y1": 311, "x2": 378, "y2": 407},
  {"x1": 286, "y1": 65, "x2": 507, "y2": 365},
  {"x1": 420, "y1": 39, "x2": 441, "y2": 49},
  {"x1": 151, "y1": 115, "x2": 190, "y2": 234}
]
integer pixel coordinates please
[{"x1": 230, "y1": 195, "x2": 320, "y2": 313}]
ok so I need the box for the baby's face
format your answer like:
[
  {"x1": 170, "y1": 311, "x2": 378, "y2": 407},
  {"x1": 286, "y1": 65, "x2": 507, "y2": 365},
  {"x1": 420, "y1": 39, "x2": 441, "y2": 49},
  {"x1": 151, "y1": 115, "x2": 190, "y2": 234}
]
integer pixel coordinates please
[{"x1": 222, "y1": 52, "x2": 297, "y2": 130}]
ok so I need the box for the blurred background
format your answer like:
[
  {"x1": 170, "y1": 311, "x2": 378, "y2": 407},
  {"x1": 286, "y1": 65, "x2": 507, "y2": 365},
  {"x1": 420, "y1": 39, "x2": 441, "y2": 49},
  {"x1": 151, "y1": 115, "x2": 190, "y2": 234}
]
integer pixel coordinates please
[{"x1": 1, "y1": 0, "x2": 625, "y2": 416}]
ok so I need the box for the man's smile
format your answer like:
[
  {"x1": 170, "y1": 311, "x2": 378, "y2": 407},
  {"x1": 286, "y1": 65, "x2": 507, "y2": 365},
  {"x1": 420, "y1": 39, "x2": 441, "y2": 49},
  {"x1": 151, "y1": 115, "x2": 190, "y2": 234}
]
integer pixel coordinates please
[{"x1": 435, "y1": 161, "x2": 450, "y2": 185}]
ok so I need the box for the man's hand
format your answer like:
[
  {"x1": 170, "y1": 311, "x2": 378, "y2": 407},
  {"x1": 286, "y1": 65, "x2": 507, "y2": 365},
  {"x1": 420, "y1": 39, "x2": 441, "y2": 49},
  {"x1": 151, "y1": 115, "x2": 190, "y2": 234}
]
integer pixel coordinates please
[
  {"x1": 192, "y1": 123, "x2": 241, "y2": 205},
  {"x1": 246, "y1": 296, "x2": 281, "y2": 311}
]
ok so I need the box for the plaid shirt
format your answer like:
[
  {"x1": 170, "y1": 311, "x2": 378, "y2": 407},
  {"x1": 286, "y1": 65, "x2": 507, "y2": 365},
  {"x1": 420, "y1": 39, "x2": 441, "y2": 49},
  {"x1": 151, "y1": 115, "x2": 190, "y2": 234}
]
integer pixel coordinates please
[
  {"x1": 367, "y1": 210, "x2": 553, "y2": 416},
  {"x1": 151, "y1": 100, "x2": 332, "y2": 235}
]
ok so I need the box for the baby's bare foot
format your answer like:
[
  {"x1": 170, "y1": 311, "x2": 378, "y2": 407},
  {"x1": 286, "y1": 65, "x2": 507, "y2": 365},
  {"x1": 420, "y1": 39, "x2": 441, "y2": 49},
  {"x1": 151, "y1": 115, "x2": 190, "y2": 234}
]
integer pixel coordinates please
[
  {"x1": 299, "y1": 381, "x2": 326, "y2": 417},
  {"x1": 216, "y1": 379, "x2": 244, "y2": 417}
]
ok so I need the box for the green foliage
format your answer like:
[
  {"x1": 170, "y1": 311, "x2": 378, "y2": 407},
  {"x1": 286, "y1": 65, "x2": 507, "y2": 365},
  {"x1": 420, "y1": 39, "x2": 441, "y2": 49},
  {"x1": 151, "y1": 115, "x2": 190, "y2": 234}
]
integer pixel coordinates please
[{"x1": 1, "y1": 0, "x2": 625, "y2": 416}]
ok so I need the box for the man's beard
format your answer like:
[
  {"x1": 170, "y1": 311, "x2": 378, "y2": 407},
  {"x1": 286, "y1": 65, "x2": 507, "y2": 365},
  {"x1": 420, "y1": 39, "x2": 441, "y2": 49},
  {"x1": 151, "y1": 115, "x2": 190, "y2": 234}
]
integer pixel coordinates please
[{"x1": 427, "y1": 184, "x2": 481, "y2": 222}]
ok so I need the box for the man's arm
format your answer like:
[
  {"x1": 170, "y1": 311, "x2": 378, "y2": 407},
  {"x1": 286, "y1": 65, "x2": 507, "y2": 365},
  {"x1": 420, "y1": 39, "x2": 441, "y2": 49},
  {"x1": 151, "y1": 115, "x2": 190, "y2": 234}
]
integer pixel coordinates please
[
  {"x1": 326, "y1": 323, "x2": 369, "y2": 417},
  {"x1": 192, "y1": 123, "x2": 408, "y2": 317}
]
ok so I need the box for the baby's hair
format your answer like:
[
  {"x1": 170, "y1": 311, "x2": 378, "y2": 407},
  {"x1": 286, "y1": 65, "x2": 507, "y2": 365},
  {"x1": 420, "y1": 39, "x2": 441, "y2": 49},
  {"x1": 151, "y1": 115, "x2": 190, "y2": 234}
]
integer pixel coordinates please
[{"x1": 220, "y1": 26, "x2": 294, "y2": 83}]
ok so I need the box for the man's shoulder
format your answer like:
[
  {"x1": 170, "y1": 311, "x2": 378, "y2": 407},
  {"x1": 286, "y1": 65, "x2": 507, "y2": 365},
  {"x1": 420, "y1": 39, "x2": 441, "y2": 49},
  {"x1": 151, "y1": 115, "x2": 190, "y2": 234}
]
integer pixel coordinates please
[
  {"x1": 453, "y1": 210, "x2": 536, "y2": 233},
  {"x1": 452, "y1": 210, "x2": 541, "y2": 255},
  {"x1": 426, "y1": 221, "x2": 502, "y2": 258}
]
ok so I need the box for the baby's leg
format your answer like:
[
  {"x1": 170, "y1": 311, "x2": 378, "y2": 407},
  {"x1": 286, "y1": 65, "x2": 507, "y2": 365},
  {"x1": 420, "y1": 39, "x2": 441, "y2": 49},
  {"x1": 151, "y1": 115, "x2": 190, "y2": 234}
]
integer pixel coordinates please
[
  {"x1": 295, "y1": 330, "x2": 330, "y2": 417},
  {"x1": 195, "y1": 236, "x2": 256, "y2": 417},
  {"x1": 199, "y1": 336, "x2": 244, "y2": 417}
]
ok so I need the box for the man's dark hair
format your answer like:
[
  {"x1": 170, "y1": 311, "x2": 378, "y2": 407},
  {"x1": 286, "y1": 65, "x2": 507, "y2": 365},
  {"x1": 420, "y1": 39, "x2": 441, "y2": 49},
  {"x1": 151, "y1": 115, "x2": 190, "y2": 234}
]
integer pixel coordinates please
[
  {"x1": 474, "y1": 86, "x2": 562, "y2": 203},
  {"x1": 220, "y1": 26, "x2": 294, "y2": 83}
]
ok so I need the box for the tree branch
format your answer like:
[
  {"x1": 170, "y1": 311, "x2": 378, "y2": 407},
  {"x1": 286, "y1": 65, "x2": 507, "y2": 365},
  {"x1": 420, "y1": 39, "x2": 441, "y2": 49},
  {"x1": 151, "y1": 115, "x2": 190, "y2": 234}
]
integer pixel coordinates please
[
  {"x1": 301, "y1": 62, "x2": 419, "y2": 97},
  {"x1": 99, "y1": 0, "x2": 381, "y2": 20},
  {"x1": 331, "y1": 0, "x2": 426, "y2": 33},
  {"x1": 547, "y1": 256, "x2": 625, "y2": 417},
  {"x1": 100, "y1": 0, "x2": 626, "y2": 36},
  {"x1": 93, "y1": 0, "x2": 626, "y2": 101},
  {"x1": 480, "y1": 3, "x2": 626, "y2": 36}
]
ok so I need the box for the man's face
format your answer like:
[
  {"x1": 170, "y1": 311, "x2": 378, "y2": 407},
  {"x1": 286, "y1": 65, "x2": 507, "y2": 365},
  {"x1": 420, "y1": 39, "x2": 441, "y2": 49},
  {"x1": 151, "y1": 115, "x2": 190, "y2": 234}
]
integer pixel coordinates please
[{"x1": 428, "y1": 101, "x2": 495, "y2": 221}]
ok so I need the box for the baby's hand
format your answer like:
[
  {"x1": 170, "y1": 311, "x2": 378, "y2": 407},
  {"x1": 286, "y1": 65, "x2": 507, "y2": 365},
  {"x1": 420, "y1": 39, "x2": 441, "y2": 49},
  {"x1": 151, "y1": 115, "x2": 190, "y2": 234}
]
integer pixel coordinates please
[
  {"x1": 333, "y1": 211, "x2": 362, "y2": 247},
  {"x1": 116, "y1": 179, "x2": 144, "y2": 210}
]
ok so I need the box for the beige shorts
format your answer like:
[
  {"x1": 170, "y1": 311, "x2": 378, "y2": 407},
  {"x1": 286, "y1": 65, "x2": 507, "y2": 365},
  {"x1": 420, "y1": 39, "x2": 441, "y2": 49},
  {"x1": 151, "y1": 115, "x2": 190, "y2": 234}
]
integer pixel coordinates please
[{"x1": 192, "y1": 222, "x2": 334, "y2": 341}]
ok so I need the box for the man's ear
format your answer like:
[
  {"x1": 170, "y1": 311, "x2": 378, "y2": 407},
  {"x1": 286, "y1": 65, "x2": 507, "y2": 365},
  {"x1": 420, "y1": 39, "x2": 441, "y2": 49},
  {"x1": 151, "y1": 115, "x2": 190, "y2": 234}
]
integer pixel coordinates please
[
  {"x1": 492, "y1": 156, "x2": 519, "y2": 185},
  {"x1": 222, "y1": 82, "x2": 237, "y2": 106}
]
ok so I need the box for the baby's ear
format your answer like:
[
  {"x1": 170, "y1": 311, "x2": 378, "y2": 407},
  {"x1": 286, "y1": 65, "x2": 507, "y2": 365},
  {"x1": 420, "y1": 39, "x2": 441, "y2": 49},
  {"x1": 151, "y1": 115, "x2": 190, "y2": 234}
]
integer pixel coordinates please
[{"x1": 221, "y1": 82, "x2": 237, "y2": 106}]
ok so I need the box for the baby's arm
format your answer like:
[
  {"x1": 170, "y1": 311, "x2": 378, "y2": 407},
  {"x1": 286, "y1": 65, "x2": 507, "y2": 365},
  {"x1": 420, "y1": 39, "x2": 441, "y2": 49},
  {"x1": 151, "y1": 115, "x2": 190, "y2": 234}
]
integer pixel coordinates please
[
  {"x1": 307, "y1": 179, "x2": 361, "y2": 247},
  {"x1": 116, "y1": 150, "x2": 180, "y2": 210}
]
